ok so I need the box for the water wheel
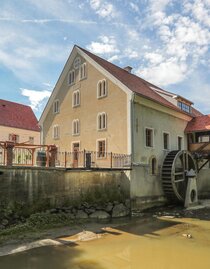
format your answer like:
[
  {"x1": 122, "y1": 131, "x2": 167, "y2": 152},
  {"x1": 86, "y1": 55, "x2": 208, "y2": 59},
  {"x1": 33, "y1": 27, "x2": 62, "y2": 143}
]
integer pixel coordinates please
[{"x1": 162, "y1": 150, "x2": 197, "y2": 203}]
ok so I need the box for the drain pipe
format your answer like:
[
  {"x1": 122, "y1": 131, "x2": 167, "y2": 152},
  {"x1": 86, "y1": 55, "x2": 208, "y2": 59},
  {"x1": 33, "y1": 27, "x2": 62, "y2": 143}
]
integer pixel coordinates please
[{"x1": 130, "y1": 92, "x2": 135, "y2": 166}]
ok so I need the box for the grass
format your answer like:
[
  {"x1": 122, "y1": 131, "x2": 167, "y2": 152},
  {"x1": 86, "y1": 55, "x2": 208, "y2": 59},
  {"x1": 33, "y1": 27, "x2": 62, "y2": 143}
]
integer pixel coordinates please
[{"x1": 0, "y1": 212, "x2": 79, "y2": 245}]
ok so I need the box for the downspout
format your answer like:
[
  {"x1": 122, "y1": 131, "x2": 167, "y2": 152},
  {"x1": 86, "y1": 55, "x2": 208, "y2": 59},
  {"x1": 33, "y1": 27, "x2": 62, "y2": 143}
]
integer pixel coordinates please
[{"x1": 130, "y1": 92, "x2": 135, "y2": 166}]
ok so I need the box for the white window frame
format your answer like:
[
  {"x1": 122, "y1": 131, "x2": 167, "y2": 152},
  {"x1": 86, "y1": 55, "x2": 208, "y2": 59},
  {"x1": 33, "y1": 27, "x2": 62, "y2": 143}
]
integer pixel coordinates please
[
  {"x1": 52, "y1": 125, "x2": 60, "y2": 140},
  {"x1": 97, "y1": 112, "x2": 107, "y2": 131},
  {"x1": 72, "y1": 119, "x2": 80, "y2": 136},
  {"x1": 145, "y1": 127, "x2": 154, "y2": 148},
  {"x1": 97, "y1": 79, "x2": 107, "y2": 99},
  {"x1": 177, "y1": 135, "x2": 183, "y2": 150},
  {"x1": 96, "y1": 138, "x2": 107, "y2": 159},
  {"x1": 79, "y1": 63, "x2": 87, "y2": 80},
  {"x1": 68, "y1": 69, "x2": 75, "y2": 85},
  {"x1": 53, "y1": 99, "x2": 59, "y2": 114},
  {"x1": 72, "y1": 90, "x2": 80, "y2": 107},
  {"x1": 163, "y1": 131, "x2": 170, "y2": 150}
]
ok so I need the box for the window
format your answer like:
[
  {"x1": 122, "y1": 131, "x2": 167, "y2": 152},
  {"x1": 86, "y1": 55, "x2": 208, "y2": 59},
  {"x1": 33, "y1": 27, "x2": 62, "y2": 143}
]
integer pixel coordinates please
[
  {"x1": 53, "y1": 99, "x2": 59, "y2": 114},
  {"x1": 72, "y1": 90, "x2": 80, "y2": 107},
  {"x1": 29, "y1": 137, "x2": 34, "y2": 144},
  {"x1": 145, "y1": 128, "x2": 153, "y2": 147},
  {"x1": 151, "y1": 158, "x2": 157, "y2": 175},
  {"x1": 178, "y1": 101, "x2": 191, "y2": 113},
  {"x1": 178, "y1": 136, "x2": 183, "y2": 150},
  {"x1": 73, "y1": 57, "x2": 81, "y2": 69},
  {"x1": 9, "y1": 134, "x2": 19, "y2": 143},
  {"x1": 68, "y1": 70, "x2": 75, "y2": 85},
  {"x1": 97, "y1": 112, "x2": 107, "y2": 130},
  {"x1": 163, "y1": 132, "x2": 169, "y2": 150},
  {"x1": 53, "y1": 125, "x2": 60, "y2": 139},
  {"x1": 97, "y1": 79, "x2": 107, "y2": 98},
  {"x1": 79, "y1": 63, "x2": 86, "y2": 80},
  {"x1": 97, "y1": 139, "x2": 106, "y2": 158},
  {"x1": 72, "y1": 119, "x2": 80, "y2": 135}
]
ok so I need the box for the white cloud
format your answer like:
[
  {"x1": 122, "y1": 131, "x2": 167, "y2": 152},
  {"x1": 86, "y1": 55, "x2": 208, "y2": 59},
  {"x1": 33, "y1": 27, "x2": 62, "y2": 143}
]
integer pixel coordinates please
[
  {"x1": 89, "y1": 0, "x2": 118, "y2": 19},
  {"x1": 145, "y1": 52, "x2": 164, "y2": 64},
  {"x1": 138, "y1": 59, "x2": 188, "y2": 86},
  {"x1": 20, "y1": 88, "x2": 51, "y2": 111},
  {"x1": 86, "y1": 35, "x2": 119, "y2": 54},
  {"x1": 184, "y1": 0, "x2": 210, "y2": 27},
  {"x1": 124, "y1": 48, "x2": 139, "y2": 59},
  {"x1": 129, "y1": 3, "x2": 140, "y2": 13},
  {"x1": 0, "y1": 26, "x2": 70, "y2": 82},
  {"x1": 139, "y1": 0, "x2": 210, "y2": 87},
  {"x1": 108, "y1": 55, "x2": 120, "y2": 62}
]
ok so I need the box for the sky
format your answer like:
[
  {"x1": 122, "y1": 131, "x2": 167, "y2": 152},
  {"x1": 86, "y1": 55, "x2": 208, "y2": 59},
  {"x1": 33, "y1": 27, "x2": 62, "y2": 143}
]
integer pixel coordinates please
[{"x1": 0, "y1": 0, "x2": 209, "y2": 119}]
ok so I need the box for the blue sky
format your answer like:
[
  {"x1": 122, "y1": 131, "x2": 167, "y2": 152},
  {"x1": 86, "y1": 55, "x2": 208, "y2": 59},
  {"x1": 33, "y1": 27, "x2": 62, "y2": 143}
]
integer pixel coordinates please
[{"x1": 0, "y1": 0, "x2": 209, "y2": 119}]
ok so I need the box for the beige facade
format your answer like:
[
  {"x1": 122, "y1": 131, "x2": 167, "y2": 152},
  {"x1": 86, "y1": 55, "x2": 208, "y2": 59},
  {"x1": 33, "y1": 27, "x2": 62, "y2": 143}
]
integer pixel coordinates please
[
  {"x1": 40, "y1": 45, "x2": 202, "y2": 209},
  {"x1": 42, "y1": 53, "x2": 128, "y2": 154},
  {"x1": 0, "y1": 125, "x2": 40, "y2": 144}
]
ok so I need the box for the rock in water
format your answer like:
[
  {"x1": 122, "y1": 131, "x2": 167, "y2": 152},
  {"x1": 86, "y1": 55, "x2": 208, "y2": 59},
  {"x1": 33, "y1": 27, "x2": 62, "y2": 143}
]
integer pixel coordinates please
[
  {"x1": 89, "y1": 210, "x2": 111, "y2": 219},
  {"x1": 112, "y1": 203, "x2": 130, "y2": 218}
]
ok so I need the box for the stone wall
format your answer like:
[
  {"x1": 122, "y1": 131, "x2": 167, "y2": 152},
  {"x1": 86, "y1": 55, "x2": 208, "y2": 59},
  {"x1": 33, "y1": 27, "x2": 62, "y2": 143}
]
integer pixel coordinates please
[{"x1": 0, "y1": 167, "x2": 130, "y2": 217}]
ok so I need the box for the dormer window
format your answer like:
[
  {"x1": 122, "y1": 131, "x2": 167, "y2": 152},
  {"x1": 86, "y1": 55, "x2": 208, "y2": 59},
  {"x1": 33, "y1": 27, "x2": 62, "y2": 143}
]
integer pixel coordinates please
[
  {"x1": 178, "y1": 101, "x2": 191, "y2": 113},
  {"x1": 79, "y1": 63, "x2": 86, "y2": 80},
  {"x1": 68, "y1": 70, "x2": 75, "y2": 85},
  {"x1": 97, "y1": 79, "x2": 107, "y2": 98}
]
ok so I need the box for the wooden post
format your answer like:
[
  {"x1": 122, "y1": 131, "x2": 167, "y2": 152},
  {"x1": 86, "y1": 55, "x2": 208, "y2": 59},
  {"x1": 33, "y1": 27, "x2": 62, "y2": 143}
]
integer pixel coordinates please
[
  {"x1": 31, "y1": 148, "x2": 35, "y2": 166},
  {"x1": 49, "y1": 145, "x2": 57, "y2": 167},
  {"x1": 46, "y1": 146, "x2": 49, "y2": 167},
  {"x1": 5, "y1": 142, "x2": 15, "y2": 166},
  {"x1": 110, "y1": 152, "x2": 113, "y2": 169},
  {"x1": 83, "y1": 149, "x2": 86, "y2": 168},
  {"x1": 64, "y1": 151, "x2": 67, "y2": 168}
]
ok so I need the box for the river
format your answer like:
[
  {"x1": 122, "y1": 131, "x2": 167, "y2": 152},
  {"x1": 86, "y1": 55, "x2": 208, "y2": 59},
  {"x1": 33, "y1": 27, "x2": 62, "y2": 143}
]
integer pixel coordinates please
[{"x1": 0, "y1": 217, "x2": 210, "y2": 269}]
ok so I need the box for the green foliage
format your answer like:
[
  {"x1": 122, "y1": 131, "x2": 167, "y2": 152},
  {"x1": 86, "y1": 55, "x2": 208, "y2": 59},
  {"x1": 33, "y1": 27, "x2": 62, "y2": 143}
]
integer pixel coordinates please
[{"x1": 0, "y1": 212, "x2": 75, "y2": 244}]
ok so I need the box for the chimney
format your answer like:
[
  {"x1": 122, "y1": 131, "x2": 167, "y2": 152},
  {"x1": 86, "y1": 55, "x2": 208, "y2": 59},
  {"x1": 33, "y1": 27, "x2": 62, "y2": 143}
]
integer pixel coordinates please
[{"x1": 124, "y1": 66, "x2": 132, "y2": 73}]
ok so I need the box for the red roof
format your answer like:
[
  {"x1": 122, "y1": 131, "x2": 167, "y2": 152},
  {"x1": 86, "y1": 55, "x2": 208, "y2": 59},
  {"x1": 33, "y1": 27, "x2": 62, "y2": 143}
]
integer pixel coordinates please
[
  {"x1": 185, "y1": 114, "x2": 210, "y2": 133},
  {"x1": 78, "y1": 46, "x2": 201, "y2": 117},
  {"x1": 0, "y1": 99, "x2": 40, "y2": 132}
]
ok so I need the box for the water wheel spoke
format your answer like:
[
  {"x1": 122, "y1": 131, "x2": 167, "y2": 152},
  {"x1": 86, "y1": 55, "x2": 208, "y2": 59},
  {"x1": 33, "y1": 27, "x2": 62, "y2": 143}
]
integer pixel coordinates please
[
  {"x1": 174, "y1": 172, "x2": 183, "y2": 175},
  {"x1": 174, "y1": 178, "x2": 185, "y2": 183}
]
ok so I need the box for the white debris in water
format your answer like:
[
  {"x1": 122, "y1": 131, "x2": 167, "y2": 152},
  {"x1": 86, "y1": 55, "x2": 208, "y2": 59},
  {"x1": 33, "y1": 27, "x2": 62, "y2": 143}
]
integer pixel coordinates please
[
  {"x1": 182, "y1": 233, "x2": 193, "y2": 239},
  {"x1": 75, "y1": 231, "x2": 102, "y2": 242},
  {"x1": 0, "y1": 239, "x2": 62, "y2": 257}
]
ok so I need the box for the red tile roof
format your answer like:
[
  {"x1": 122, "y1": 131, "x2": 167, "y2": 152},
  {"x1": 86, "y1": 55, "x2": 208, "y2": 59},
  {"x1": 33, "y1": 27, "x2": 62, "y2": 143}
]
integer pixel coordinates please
[
  {"x1": 0, "y1": 99, "x2": 40, "y2": 132},
  {"x1": 78, "y1": 46, "x2": 201, "y2": 118},
  {"x1": 185, "y1": 114, "x2": 210, "y2": 133}
]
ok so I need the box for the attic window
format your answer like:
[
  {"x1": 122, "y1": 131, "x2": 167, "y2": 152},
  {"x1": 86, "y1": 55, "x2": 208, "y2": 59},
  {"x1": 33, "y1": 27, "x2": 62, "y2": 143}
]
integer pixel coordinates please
[
  {"x1": 68, "y1": 70, "x2": 75, "y2": 85},
  {"x1": 79, "y1": 63, "x2": 86, "y2": 80},
  {"x1": 178, "y1": 101, "x2": 191, "y2": 113},
  {"x1": 97, "y1": 79, "x2": 107, "y2": 98}
]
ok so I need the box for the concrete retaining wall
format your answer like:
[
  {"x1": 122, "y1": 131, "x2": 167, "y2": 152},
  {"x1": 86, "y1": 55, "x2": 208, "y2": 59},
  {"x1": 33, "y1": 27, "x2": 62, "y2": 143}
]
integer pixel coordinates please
[
  {"x1": 0, "y1": 167, "x2": 130, "y2": 216},
  {"x1": 198, "y1": 169, "x2": 210, "y2": 198}
]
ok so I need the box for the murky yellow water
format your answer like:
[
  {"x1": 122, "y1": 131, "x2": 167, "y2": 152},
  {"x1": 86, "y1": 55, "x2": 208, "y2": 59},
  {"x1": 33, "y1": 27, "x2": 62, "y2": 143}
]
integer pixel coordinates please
[{"x1": 1, "y1": 217, "x2": 210, "y2": 269}]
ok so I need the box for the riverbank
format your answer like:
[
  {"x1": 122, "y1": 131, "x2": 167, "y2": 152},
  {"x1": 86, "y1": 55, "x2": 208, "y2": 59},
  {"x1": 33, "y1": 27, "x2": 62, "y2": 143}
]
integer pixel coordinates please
[
  {"x1": 1, "y1": 202, "x2": 210, "y2": 257},
  {"x1": 1, "y1": 206, "x2": 210, "y2": 268}
]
